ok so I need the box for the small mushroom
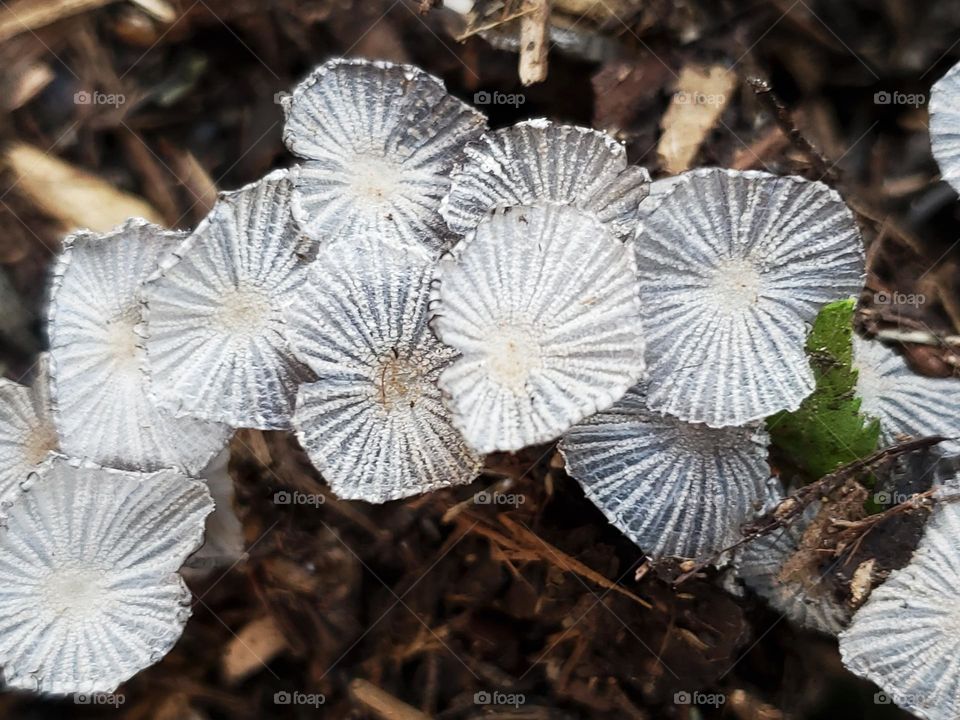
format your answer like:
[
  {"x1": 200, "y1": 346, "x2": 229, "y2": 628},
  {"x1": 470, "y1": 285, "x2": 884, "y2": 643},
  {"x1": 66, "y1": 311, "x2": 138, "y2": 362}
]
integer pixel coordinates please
[
  {"x1": 285, "y1": 238, "x2": 481, "y2": 502},
  {"x1": 441, "y1": 119, "x2": 650, "y2": 240},
  {"x1": 142, "y1": 170, "x2": 316, "y2": 430},
  {"x1": 559, "y1": 384, "x2": 770, "y2": 559},
  {"x1": 736, "y1": 501, "x2": 850, "y2": 635},
  {"x1": 839, "y1": 500, "x2": 960, "y2": 720},
  {"x1": 281, "y1": 58, "x2": 487, "y2": 257},
  {"x1": 853, "y1": 335, "x2": 960, "y2": 455},
  {"x1": 0, "y1": 456, "x2": 213, "y2": 694},
  {"x1": 634, "y1": 168, "x2": 865, "y2": 427},
  {"x1": 929, "y1": 60, "x2": 960, "y2": 193},
  {"x1": 0, "y1": 355, "x2": 58, "y2": 501},
  {"x1": 47, "y1": 219, "x2": 231, "y2": 473},
  {"x1": 431, "y1": 204, "x2": 646, "y2": 453}
]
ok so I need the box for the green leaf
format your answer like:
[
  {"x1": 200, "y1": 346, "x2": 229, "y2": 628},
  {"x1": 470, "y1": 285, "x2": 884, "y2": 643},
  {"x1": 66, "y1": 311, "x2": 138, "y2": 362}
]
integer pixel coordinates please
[{"x1": 767, "y1": 299, "x2": 880, "y2": 481}]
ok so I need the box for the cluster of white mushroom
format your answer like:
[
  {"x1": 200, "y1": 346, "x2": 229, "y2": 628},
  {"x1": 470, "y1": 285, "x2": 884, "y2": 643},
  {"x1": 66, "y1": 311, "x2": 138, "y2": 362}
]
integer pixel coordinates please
[{"x1": 0, "y1": 56, "x2": 959, "y2": 710}]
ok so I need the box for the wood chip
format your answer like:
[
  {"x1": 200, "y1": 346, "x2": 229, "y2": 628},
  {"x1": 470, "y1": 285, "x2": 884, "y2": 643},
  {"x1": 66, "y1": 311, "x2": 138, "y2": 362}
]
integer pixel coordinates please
[
  {"x1": 0, "y1": 0, "x2": 115, "y2": 44},
  {"x1": 128, "y1": 0, "x2": 176, "y2": 23},
  {"x1": 4, "y1": 142, "x2": 163, "y2": 231},
  {"x1": 4, "y1": 63, "x2": 55, "y2": 111},
  {"x1": 349, "y1": 679, "x2": 432, "y2": 720},
  {"x1": 518, "y1": 0, "x2": 550, "y2": 85},
  {"x1": 221, "y1": 615, "x2": 288, "y2": 683},
  {"x1": 657, "y1": 65, "x2": 737, "y2": 174},
  {"x1": 849, "y1": 558, "x2": 875, "y2": 606}
]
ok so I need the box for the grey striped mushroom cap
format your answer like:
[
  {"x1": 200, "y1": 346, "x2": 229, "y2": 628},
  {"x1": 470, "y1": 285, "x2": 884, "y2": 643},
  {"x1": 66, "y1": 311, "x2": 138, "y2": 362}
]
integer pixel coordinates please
[
  {"x1": 559, "y1": 384, "x2": 770, "y2": 560},
  {"x1": 930, "y1": 60, "x2": 960, "y2": 193},
  {"x1": 47, "y1": 219, "x2": 230, "y2": 473},
  {"x1": 634, "y1": 168, "x2": 865, "y2": 428},
  {"x1": 0, "y1": 456, "x2": 213, "y2": 694},
  {"x1": 281, "y1": 58, "x2": 487, "y2": 258},
  {"x1": 736, "y1": 500, "x2": 850, "y2": 635},
  {"x1": 142, "y1": 170, "x2": 316, "y2": 430},
  {"x1": 840, "y1": 500, "x2": 960, "y2": 720},
  {"x1": 284, "y1": 238, "x2": 481, "y2": 503},
  {"x1": 853, "y1": 335, "x2": 960, "y2": 455},
  {"x1": 431, "y1": 204, "x2": 646, "y2": 454},
  {"x1": 0, "y1": 355, "x2": 58, "y2": 501},
  {"x1": 441, "y1": 119, "x2": 650, "y2": 240}
]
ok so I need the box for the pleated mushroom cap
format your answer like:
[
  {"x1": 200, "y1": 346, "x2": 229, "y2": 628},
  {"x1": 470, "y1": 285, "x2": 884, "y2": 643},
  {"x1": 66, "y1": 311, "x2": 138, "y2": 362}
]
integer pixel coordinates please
[
  {"x1": 431, "y1": 204, "x2": 646, "y2": 454},
  {"x1": 634, "y1": 168, "x2": 864, "y2": 428},
  {"x1": 560, "y1": 385, "x2": 770, "y2": 559},
  {"x1": 47, "y1": 220, "x2": 230, "y2": 473},
  {"x1": 0, "y1": 457, "x2": 213, "y2": 694},
  {"x1": 285, "y1": 239, "x2": 481, "y2": 503},
  {"x1": 0, "y1": 356, "x2": 58, "y2": 501},
  {"x1": 930, "y1": 60, "x2": 960, "y2": 193},
  {"x1": 840, "y1": 501, "x2": 960, "y2": 720},
  {"x1": 441, "y1": 119, "x2": 650, "y2": 239},
  {"x1": 737, "y1": 502, "x2": 850, "y2": 634},
  {"x1": 282, "y1": 58, "x2": 487, "y2": 257},
  {"x1": 853, "y1": 335, "x2": 960, "y2": 455},
  {"x1": 142, "y1": 170, "x2": 316, "y2": 430}
]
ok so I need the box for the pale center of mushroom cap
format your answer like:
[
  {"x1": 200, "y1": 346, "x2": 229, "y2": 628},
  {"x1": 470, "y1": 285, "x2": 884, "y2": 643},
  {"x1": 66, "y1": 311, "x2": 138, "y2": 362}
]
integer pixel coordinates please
[
  {"x1": 22, "y1": 424, "x2": 58, "y2": 466},
  {"x1": 707, "y1": 258, "x2": 763, "y2": 312},
  {"x1": 852, "y1": 361, "x2": 887, "y2": 419},
  {"x1": 40, "y1": 567, "x2": 110, "y2": 621},
  {"x1": 215, "y1": 287, "x2": 274, "y2": 335},
  {"x1": 347, "y1": 153, "x2": 404, "y2": 206},
  {"x1": 374, "y1": 352, "x2": 424, "y2": 410},
  {"x1": 486, "y1": 324, "x2": 543, "y2": 394},
  {"x1": 104, "y1": 304, "x2": 142, "y2": 373}
]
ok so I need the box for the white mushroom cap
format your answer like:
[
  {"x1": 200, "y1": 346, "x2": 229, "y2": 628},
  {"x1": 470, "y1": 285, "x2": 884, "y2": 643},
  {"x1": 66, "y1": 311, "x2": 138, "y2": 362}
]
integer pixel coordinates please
[
  {"x1": 285, "y1": 238, "x2": 481, "y2": 503},
  {"x1": 0, "y1": 456, "x2": 213, "y2": 694},
  {"x1": 142, "y1": 170, "x2": 316, "y2": 430},
  {"x1": 736, "y1": 500, "x2": 849, "y2": 635},
  {"x1": 853, "y1": 335, "x2": 960, "y2": 455},
  {"x1": 840, "y1": 500, "x2": 960, "y2": 719},
  {"x1": 441, "y1": 119, "x2": 650, "y2": 239},
  {"x1": 634, "y1": 168, "x2": 865, "y2": 428},
  {"x1": 281, "y1": 58, "x2": 487, "y2": 257},
  {"x1": 431, "y1": 204, "x2": 646, "y2": 454},
  {"x1": 559, "y1": 385, "x2": 770, "y2": 559},
  {"x1": 930, "y1": 60, "x2": 960, "y2": 192},
  {"x1": 47, "y1": 219, "x2": 231, "y2": 474},
  {"x1": 0, "y1": 355, "x2": 58, "y2": 501}
]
